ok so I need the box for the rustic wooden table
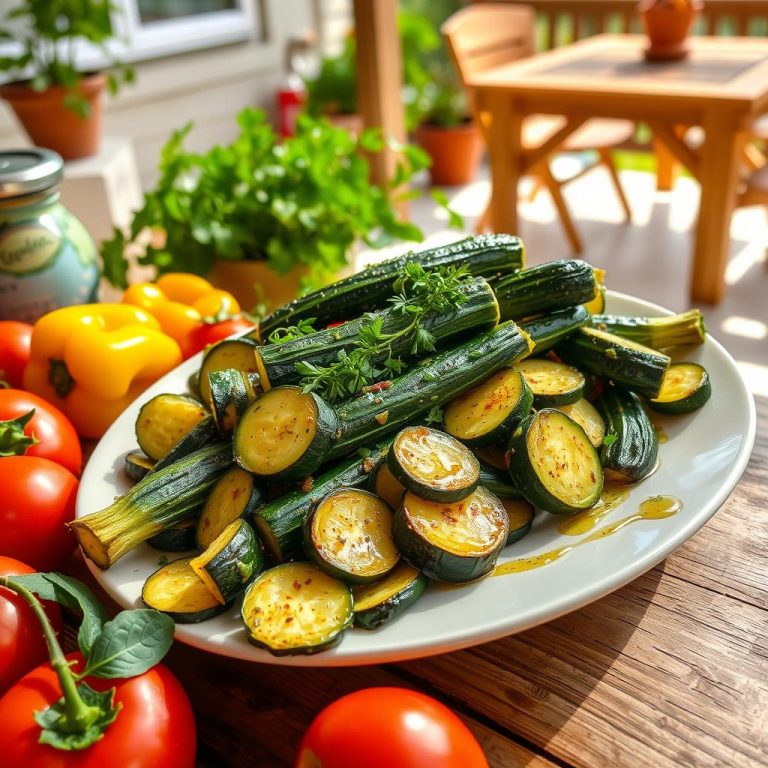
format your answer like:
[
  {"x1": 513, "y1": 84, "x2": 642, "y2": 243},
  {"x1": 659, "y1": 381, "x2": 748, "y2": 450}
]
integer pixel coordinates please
[
  {"x1": 469, "y1": 34, "x2": 768, "y2": 305},
  {"x1": 67, "y1": 393, "x2": 767, "y2": 768}
]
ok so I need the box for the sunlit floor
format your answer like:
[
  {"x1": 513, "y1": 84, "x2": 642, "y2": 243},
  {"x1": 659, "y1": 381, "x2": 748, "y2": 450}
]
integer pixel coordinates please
[{"x1": 359, "y1": 158, "x2": 768, "y2": 397}]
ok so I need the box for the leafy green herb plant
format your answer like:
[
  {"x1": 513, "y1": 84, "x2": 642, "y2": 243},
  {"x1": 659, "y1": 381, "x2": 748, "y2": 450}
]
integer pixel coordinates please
[
  {"x1": 0, "y1": 571, "x2": 174, "y2": 750},
  {"x1": 295, "y1": 263, "x2": 472, "y2": 401},
  {"x1": 0, "y1": 0, "x2": 133, "y2": 117},
  {"x1": 101, "y1": 108, "x2": 451, "y2": 291}
]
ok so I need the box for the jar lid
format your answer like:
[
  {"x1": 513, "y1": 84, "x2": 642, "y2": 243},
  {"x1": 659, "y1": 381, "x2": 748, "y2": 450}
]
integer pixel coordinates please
[{"x1": 0, "y1": 149, "x2": 63, "y2": 199}]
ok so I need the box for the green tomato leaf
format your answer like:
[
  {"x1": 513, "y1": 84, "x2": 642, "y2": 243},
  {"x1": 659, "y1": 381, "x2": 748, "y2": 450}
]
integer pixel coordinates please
[
  {"x1": 12, "y1": 573, "x2": 107, "y2": 657},
  {"x1": 35, "y1": 682, "x2": 121, "y2": 751},
  {"x1": 81, "y1": 609, "x2": 175, "y2": 679}
]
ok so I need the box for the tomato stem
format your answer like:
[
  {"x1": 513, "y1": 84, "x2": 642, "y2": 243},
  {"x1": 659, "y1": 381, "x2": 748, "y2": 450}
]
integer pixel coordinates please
[{"x1": 0, "y1": 577, "x2": 101, "y2": 733}]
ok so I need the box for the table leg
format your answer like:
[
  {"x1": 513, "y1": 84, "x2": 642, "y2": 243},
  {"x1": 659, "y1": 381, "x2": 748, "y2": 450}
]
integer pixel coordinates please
[
  {"x1": 690, "y1": 113, "x2": 742, "y2": 304},
  {"x1": 485, "y1": 91, "x2": 522, "y2": 234},
  {"x1": 654, "y1": 136, "x2": 678, "y2": 191}
]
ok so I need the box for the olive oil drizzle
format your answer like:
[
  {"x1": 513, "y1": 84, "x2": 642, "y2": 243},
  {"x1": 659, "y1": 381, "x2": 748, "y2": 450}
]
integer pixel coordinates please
[
  {"x1": 557, "y1": 485, "x2": 630, "y2": 536},
  {"x1": 493, "y1": 495, "x2": 682, "y2": 576}
]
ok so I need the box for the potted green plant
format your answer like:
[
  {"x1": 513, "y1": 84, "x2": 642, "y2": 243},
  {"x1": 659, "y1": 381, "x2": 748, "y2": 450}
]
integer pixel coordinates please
[
  {"x1": 100, "y1": 108, "x2": 456, "y2": 311},
  {"x1": 0, "y1": 0, "x2": 133, "y2": 160}
]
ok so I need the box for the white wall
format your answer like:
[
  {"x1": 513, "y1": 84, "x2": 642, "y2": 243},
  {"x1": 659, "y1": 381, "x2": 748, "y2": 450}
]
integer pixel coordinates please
[{"x1": 0, "y1": 0, "x2": 319, "y2": 188}]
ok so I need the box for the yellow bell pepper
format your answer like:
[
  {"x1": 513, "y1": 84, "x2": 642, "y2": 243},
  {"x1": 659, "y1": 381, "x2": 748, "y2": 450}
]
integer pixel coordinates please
[
  {"x1": 122, "y1": 273, "x2": 240, "y2": 355},
  {"x1": 23, "y1": 304, "x2": 182, "y2": 438}
]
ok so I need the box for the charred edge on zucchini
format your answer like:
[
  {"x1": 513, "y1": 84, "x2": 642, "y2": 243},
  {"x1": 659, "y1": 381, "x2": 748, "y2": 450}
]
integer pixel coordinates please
[
  {"x1": 352, "y1": 563, "x2": 428, "y2": 630},
  {"x1": 142, "y1": 557, "x2": 231, "y2": 624},
  {"x1": 597, "y1": 386, "x2": 659, "y2": 483},
  {"x1": 443, "y1": 367, "x2": 532, "y2": 448},
  {"x1": 388, "y1": 426, "x2": 480, "y2": 502},
  {"x1": 304, "y1": 489, "x2": 399, "y2": 584},
  {"x1": 507, "y1": 409, "x2": 603, "y2": 515},
  {"x1": 241, "y1": 562, "x2": 353, "y2": 655},
  {"x1": 393, "y1": 487, "x2": 509, "y2": 583},
  {"x1": 233, "y1": 386, "x2": 338, "y2": 480},
  {"x1": 135, "y1": 393, "x2": 208, "y2": 461}
]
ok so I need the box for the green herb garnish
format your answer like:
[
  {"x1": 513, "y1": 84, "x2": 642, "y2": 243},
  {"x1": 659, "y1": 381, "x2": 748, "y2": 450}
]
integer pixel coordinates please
[
  {"x1": 296, "y1": 263, "x2": 471, "y2": 401},
  {"x1": 602, "y1": 434, "x2": 618, "y2": 446},
  {"x1": 267, "y1": 318, "x2": 318, "y2": 345}
]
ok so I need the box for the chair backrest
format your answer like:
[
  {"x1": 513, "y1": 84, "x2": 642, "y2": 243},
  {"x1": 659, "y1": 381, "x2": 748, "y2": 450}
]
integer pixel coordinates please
[{"x1": 441, "y1": 4, "x2": 536, "y2": 86}]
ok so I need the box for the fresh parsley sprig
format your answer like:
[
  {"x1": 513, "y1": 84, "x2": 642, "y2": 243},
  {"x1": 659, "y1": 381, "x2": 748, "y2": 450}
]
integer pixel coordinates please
[
  {"x1": 267, "y1": 317, "x2": 318, "y2": 345},
  {"x1": 296, "y1": 263, "x2": 471, "y2": 401}
]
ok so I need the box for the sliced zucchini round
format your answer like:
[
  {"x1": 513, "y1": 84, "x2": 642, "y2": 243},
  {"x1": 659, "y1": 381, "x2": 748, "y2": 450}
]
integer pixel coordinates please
[
  {"x1": 507, "y1": 409, "x2": 604, "y2": 515},
  {"x1": 142, "y1": 557, "x2": 230, "y2": 624},
  {"x1": 555, "y1": 398, "x2": 606, "y2": 448},
  {"x1": 501, "y1": 498, "x2": 535, "y2": 545},
  {"x1": 352, "y1": 562, "x2": 428, "y2": 630},
  {"x1": 124, "y1": 451, "x2": 155, "y2": 482},
  {"x1": 513, "y1": 359, "x2": 585, "y2": 407},
  {"x1": 388, "y1": 426, "x2": 480, "y2": 502},
  {"x1": 233, "y1": 386, "x2": 337, "y2": 480},
  {"x1": 197, "y1": 466, "x2": 267, "y2": 550},
  {"x1": 370, "y1": 459, "x2": 406, "y2": 511},
  {"x1": 241, "y1": 562, "x2": 353, "y2": 656},
  {"x1": 135, "y1": 393, "x2": 208, "y2": 461},
  {"x1": 199, "y1": 337, "x2": 260, "y2": 409},
  {"x1": 190, "y1": 519, "x2": 262, "y2": 604},
  {"x1": 150, "y1": 415, "x2": 218, "y2": 474},
  {"x1": 147, "y1": 518, "x2": 197, "y2": 552},
  {"x1": 304, "y1": 489, "x2": 399, "y2": 584},
  {"x1": 442, "y1": 367, "x2": 533, "y2": 447},
  {"x1": 393, "y1": 487, "x2": 509, "y2": 583},
  {"x1": 649, "y1": 362, "x2": 711, "y2": 415},
  {"x1": 208, "y1": 368, "x2": 252, "y2": 434}
]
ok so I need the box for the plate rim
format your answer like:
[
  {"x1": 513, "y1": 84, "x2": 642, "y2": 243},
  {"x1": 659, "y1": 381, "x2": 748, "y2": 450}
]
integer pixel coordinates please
[{"x1": 77, "y1": 290, "x2": 757, "y2": 666}]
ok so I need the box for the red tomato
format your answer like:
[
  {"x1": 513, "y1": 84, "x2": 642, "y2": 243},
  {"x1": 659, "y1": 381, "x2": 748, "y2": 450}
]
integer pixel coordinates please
[
  {"x1": 0, "y1": 457, "x2": 78, "y2": 571},
  {"x1": 184, "y1": 317, "x2": 256, "y2": 358},
  {"x1": 295, "y1": 687, "x2": 489, "y2": 768},
  {"x1": 0, "y1": 322, "x2": 32, "y2": 389},
  {"x1": 0, "y1": 390, "x2": 82, "y2": 476},
  {"x1": 0, "y1": 556, "x2": 63, "y2": 695},
  {"x1": 0, "y1": 652, "x2": 196, "y2": 768}
]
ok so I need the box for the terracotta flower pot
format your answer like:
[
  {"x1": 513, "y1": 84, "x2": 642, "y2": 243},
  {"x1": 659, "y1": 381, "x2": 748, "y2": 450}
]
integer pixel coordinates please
[
  {"x1": 639, "y1": 0, "x2": 703, "y2": 61},
  {"x1": 0, "y1": 73, "x2": 106, "y2": 160},
  {"x1": 415, "y1": 120, "x2": 484, "y2": 186}
]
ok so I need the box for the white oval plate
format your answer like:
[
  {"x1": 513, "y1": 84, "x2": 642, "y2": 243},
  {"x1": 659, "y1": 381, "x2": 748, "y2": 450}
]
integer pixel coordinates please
[{"x1": 77, "y1": 291, "x2": 756, "y2": 666}]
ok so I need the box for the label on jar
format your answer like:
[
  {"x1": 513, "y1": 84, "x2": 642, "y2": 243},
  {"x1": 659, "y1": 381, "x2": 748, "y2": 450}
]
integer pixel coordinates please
[{"x1": 0, "y1": 224, "x2": 61, "y2": 275}]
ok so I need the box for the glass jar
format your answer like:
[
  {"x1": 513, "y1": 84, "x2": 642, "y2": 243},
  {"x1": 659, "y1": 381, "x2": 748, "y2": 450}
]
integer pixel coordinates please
[{"x1": 0, "y1": 149, "x2": 99, "y2": 323}]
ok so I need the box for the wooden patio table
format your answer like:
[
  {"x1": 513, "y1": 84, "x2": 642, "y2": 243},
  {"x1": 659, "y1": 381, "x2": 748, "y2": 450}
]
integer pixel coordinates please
[
  {"x1": 467, "y1": 34, "x2": 768, "y2": 305},
  {"x1": 64, "y1": 393, "x2": 767, "y2": 767}
]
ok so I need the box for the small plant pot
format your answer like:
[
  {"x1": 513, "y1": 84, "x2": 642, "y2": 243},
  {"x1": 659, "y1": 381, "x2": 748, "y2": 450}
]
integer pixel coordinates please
[
  {"x1": 415, "y1": 121, "x2": 484, "y2": 186},
  {"x1": 0, "y1": 73, "x2": 106, "y2": 160},
  {"x1": 639, "y1": 0, "x2": 703, "y2": 61}
]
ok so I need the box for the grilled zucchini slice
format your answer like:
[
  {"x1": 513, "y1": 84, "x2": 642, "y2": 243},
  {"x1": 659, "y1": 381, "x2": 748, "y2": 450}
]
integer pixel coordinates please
[
  {"x1": 507, "y1": 409, "x2": 603, "y2": 515},
  {"x1": 241, "y1": 562, "x2": 353, "y2": 656},
  {"x1": 514, "y1": 359, "x2": 585, "y2": 407},
  {"x1": 352, "y1": 563, "x2": 428, "y2": 630},
  {"x1": 124, "y1": 451, "x2": 155, "y2": 482},
  {"x1": 147, "y1": 518, "x2": 197, "y2": 552},
  {"x1": 501, "y1": 498, "x2": 535, "y2": 545},
  {"x1": 142, "y1": 557, "x2": 230, "y2": 624},
  {"x1": 393, "y1": 487, "x2": 509, "y2": 583},
  {"x1": 649, "y1": 362, "x2": 711, "y2": 414},
  {"x1": 208, "y1": 368, "x2": 253, "y2": 434},
  {"x1": 190, "y1": 519, "x2": 261, "y2": 604},
  {"x1": 370, "y1": 459, "x2": 407, "y2": 510},
  {"x1": 555, "y1": 398, "x2": 606, "y2": 448},
  {"x1": 151, "y1": 415, "x2": 218, "y2": 474},
  {"x1": 388, "y1": 426, "x2": 480, "y2": 503},
  {"x1": 234, "y1": 386, "x2": 338, "y2": 480},
  {"x1": 304, "y1": 489, "x2": 399, "y2": 584},
  {"x1": 197, "y1": 466, "x2": 267, "y2": 550},
  {"x1": 443, "y1": 367, "x2": 532, "y2": 447},
  {"x1": 199, "y1": 337, "x2": 260, "y2": 409},
  {"x1": 135, "y1": 393, "x2": 208, "y2": 461}
]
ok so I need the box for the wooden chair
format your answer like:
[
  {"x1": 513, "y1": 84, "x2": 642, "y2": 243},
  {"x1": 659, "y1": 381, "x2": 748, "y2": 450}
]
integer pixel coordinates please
[{"x1": 442, "y1": 3, "x2": 635, "y2": 253}]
